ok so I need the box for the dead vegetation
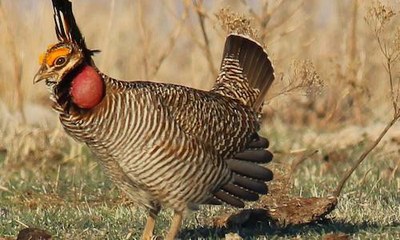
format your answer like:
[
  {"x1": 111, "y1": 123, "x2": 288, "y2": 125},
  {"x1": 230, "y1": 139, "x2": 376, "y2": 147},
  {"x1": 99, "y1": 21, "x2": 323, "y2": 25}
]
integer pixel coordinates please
[{"x1": 212, "y1": 0, "x2": 400, "y2": 230}]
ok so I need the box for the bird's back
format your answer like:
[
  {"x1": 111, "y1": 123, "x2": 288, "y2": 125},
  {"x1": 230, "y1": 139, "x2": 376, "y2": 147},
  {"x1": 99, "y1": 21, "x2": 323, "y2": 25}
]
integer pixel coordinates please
[{"x1": 143, "y1": 81, "x2": 260, "y2": 158}]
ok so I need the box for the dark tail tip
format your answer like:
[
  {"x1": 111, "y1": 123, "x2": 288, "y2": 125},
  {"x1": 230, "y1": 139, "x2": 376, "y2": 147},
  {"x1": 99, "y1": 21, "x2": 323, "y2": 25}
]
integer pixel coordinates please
[
  {"x1": 234, "y1": 149, "x2": 273, "y2": 163},
  {"x1": 221, "y1": 183, "x2": 259, "y2": 201},
  {"x1": 214, "y1": 190, "x2": 245, "y2": 208},
  {"x1": 233, "y1": 174, "x2": 268, "y2": 194},
  {"x1": 226, "y1": 159, "x2": 273, "y2": 181},
  {"x1": 247, "y1": 136, "x2": 269, "y2": 148}
]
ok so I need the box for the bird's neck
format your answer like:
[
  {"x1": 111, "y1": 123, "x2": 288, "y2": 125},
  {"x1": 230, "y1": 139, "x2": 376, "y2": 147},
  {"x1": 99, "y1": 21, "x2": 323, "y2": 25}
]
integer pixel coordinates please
[
  {"x1": 52, "y1": 64, "x2": 106, "y2": 114},
  {"x1": 70, "y1": 64, "x2": 105, "y2": 109}
]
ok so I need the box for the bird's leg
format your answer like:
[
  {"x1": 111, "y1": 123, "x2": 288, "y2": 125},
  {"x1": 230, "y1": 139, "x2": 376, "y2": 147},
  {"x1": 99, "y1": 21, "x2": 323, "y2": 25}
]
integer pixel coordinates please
[
  {"x1": 141, "y1": 206, "x2": 160, "y2": 240},
  {"x1": 165, "y1": 211, "x2": 183, "y2": 240}
]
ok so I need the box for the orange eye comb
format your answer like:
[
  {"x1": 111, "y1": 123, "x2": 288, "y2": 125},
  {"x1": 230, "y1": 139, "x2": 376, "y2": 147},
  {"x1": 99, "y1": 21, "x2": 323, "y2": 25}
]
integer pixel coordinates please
[{"x1": 39, "y1": 46, "x2": 71, "y2": 66}]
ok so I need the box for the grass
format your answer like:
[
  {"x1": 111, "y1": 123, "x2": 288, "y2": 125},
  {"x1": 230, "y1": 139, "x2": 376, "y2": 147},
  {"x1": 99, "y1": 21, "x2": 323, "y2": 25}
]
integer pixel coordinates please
[{"x1": 0, "y1": 130, "x2": 399, "y2": 239}]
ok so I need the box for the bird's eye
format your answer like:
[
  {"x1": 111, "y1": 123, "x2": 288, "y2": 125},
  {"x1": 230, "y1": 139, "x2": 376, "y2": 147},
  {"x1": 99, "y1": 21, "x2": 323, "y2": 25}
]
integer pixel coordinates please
[{"x1": 55, "y1": 56, "x2": 67, "y2": 66}]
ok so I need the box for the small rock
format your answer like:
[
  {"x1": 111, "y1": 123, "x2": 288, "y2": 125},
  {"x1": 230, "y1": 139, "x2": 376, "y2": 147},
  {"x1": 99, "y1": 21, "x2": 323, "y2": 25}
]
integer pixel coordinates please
[
  {"x1": 0, "y1": 208, "x2": 9, "y2": 218},
  {"x1": 16, "y1": 228, "x2": 52, "y2": 240}
]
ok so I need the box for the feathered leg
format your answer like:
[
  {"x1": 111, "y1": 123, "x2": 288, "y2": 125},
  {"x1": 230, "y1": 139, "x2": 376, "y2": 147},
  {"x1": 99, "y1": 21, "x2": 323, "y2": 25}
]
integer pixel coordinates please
[
  {"x1": 165, "y1": 211, "x2": 183, "y2": 240},
  {"x1": 141, "y1": 207, "x2": 160, "y2": 240}
]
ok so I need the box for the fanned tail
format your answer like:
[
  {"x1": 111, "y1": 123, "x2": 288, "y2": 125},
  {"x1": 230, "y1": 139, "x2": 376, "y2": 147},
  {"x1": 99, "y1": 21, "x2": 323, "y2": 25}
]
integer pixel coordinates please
[
  {"x1": 207, "y1": 34, "x2": 275, "y2": 207},
  {"x1": 212, "y1": 34, "x2": 275, "y2": 110}
]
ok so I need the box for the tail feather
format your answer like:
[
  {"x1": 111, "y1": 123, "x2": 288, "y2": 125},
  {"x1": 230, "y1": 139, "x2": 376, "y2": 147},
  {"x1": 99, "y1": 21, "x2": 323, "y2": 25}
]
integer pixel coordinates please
[
  {"x1": 214, "y1": 190, "x2": 245, "y2": 208},
  {"x1": 212, "y1": 34, "x2": 275, "y2": 110},
  {"x1": 247, "y1": 135, "x2": 269, "y2": 148},
  {"x1": 221, "y1": 183, "x2": 259, "y2": 201},
  {"x1": 207, "y1": 197, "x2": 222, "y2": 205},
  {"x1": 233, "y1": 174, "x2": 268, "y2": 194},
  {"x1": 210, "y1": 133, "x2": 273, "y2": 208},
  {"x1": 234, "y1": 149, "x2": 273, "y2": 163},
  {"x1": 226, "y1": 159, "x2": 273, "y2": 181},
  {"x1": 210, "y1": 35, "x2": 275, "y2": 207}
]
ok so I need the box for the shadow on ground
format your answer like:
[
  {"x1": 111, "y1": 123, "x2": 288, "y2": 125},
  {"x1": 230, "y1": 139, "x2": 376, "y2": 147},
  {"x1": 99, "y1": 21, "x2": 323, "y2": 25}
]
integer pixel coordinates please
[{"x1": 179, "y1": 219, "x2": 400, "y2": 239}]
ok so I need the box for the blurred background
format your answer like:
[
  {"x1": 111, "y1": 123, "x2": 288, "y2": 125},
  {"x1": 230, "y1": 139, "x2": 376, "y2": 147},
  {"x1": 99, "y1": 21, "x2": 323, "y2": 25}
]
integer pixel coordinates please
[
  {"x1": 0, "y1": 0, "x2": 397, "y2": 126},
  {"x1": 0, "y1": 0, "x2": 399, "y2": 177}
]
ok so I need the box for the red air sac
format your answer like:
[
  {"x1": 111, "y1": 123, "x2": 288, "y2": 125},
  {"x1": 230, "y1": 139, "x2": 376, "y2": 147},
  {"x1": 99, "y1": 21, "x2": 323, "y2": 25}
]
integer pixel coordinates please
[{"x1": 70, "y1": 65, "x2": 104, "y2": 109}]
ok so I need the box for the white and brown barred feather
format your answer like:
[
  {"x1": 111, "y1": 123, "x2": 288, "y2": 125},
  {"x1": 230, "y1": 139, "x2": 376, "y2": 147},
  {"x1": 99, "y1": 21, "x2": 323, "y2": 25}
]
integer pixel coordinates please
[
  {"x1": 213, "y1": 34, "x2": 275, "y2": 111},
  {"x1": 51, "y1": 0, "x2": 275, "y2": 212}
]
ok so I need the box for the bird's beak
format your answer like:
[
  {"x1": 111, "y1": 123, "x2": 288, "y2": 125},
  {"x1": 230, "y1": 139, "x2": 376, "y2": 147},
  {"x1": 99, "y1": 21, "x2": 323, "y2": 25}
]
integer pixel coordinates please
[{"x1": 33, "y1": 66, "x2": 52, "y2": 84}]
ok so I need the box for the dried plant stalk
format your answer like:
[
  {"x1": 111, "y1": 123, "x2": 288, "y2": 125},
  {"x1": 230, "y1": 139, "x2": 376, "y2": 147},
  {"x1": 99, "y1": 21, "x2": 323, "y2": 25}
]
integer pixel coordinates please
[
  {"x1": 149, "y1": 1, "x2": 189, "y2": 79},
  {"x1": 0, "y1": 4, "x2": 25, "y2": 123},
  {"x1": 334, "y1": 0, "x2": 400, "y2": 197},
  {"x1": 215, "y1": 8, "x2": 258, "y2": 41},
  {"x1": 213, "y1": 1, "x2": 400, "y2": 228},
  {"x1": 193, "y1": 0, "x2": 218, "y2": 76}
]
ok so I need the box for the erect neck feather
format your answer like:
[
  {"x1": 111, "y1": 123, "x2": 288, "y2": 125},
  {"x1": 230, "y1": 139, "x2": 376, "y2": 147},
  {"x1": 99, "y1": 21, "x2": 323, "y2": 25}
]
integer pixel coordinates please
[{"x1": 69, "y1": 64, "x2": 105, "y2": 110}]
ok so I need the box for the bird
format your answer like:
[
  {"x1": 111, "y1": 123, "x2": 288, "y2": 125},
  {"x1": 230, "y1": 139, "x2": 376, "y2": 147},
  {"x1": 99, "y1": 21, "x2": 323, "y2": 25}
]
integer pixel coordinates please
[{"x1": 34, "y1": 0, "x2": 275, "y2": 239}]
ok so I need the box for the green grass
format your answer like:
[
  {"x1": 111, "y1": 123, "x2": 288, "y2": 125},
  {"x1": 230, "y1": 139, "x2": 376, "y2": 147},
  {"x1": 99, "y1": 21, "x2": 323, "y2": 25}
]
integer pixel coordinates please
[{"x1": 0, "y1": 135, "x2": 399, "y2": 239}]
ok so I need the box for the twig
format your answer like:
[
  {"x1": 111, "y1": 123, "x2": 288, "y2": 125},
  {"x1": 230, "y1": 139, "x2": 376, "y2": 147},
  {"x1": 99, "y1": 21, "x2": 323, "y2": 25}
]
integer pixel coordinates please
[
  {"x1": 288, "y1": 150, "x2": 318, "y2": 181},
  {"x1": 390, "y1": 158, "x2": 400, "y2": 180},
  {"x1": 387, "y1": 60, "x2": 398, "y2": 116},
  {"x1": 149, "y1": 2, "x2": 189, "y2": 79},
  {"x1": 333, "y1": 113, "x2": 400, "y2": 197},
  {"x1": 266, "y1": 84, "x2": 305, "y2": 100},
  {"x1": 193, "y1": 0, "x2": 218, "y2": 76},
  {"x1": 0, "y1": 185, "x2": 10, "y2": 192},
  {"x1": 240, "y1": 0, "x2": 279, "y2": 42},
  {"x1": 267, "y1": 1, "x2": 304, "y2": 34},
  {"x1": 333, "y1": 1, "x2": 400, "y2": 197},
  {"x1": 15, "y1": 219, "x2": 29, "y2": 228},
  {"x1": 239, "y1": 0, "x2": 262, "y2": 23}
]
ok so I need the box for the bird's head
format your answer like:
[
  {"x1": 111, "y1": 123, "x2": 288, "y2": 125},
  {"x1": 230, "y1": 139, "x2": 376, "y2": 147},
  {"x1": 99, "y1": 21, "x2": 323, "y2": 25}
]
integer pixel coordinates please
[
  {"x1": 34, "y1": 41, "x2": 104, "y2": 110},
  {"x1": 34, "y1": 0, "x2": 105, "y2": 110},
  {"x1": 34, "y1": 41, "x2": 84, "y2": 85}
]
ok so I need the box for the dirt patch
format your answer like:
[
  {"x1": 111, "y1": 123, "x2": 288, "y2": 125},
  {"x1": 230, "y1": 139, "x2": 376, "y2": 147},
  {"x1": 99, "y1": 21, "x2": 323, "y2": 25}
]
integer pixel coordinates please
[{"x1": 213, "y1": 164, "x2": 338, "y2": 228}]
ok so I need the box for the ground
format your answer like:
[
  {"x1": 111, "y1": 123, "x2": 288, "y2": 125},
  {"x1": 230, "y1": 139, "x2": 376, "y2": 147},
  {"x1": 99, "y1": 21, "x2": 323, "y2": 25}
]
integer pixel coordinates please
[{"x1": 0, "y1": 124, "x2": 399, "y2": 239}]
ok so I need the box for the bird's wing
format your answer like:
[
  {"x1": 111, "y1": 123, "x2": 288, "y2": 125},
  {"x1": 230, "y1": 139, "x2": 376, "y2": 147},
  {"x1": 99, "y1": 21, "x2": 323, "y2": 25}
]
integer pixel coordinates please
[
  {"x1": 149, "y1": 83, "x2": 259, "y2": 159},
  {"x1": 118, "y1": 89, "x2": 232, "y2": 208}
]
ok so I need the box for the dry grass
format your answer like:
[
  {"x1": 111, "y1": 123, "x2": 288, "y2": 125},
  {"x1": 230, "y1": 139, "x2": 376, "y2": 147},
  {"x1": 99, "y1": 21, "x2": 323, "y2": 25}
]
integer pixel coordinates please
[
  {"x1": 0, "y1": 0, "x2": 400, "y2": 239},
  {"x1": 0, "y1": 0, "x2": 398, "y2": 126}
]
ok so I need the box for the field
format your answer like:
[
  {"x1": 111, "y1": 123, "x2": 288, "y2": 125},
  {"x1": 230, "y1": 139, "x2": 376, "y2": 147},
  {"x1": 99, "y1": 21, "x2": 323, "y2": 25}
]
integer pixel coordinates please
[{"x1": 0, "y1": 0, "x2": 399, "y2": 239}]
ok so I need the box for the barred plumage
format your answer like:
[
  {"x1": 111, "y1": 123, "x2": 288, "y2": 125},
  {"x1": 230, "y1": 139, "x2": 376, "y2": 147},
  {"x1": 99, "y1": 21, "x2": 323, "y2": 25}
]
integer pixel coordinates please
[
  {"x1": 57, "y1": 77, "x2": 261, "y2": 211},
  {"x1": 34, "y1": 1, "x2": 275, "y2": 239}
]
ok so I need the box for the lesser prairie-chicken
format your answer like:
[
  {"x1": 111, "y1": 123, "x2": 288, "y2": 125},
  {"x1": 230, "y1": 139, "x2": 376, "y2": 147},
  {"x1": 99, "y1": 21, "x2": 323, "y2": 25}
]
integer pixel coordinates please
[{"x1": 34, "y1": 0, "x2": 275, "y2": 239}]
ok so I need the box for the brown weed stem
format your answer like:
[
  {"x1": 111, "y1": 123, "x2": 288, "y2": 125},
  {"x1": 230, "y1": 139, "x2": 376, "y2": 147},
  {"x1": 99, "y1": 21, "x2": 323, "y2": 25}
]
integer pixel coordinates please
[
  {"x1": 193, "y1": 0, "x2": 218, "y2": 76},
  {"x1": 333, "y1": 115, "x2": 399, "y2": 197}
]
